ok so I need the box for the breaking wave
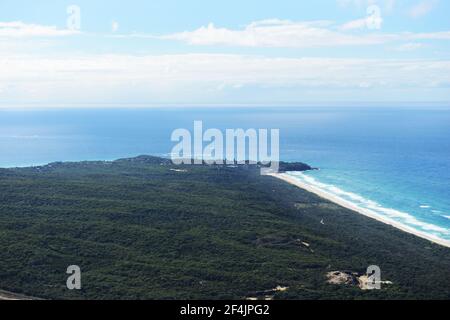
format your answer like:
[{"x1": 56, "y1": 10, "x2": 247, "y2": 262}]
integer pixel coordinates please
[{"x1": 287, "y1": 172, "x2": 450, "y2": 240}]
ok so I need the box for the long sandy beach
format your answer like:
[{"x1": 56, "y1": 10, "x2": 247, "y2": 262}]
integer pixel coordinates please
[{"x1": 269, "y1": 173, "x2": 450, "y2": 249}]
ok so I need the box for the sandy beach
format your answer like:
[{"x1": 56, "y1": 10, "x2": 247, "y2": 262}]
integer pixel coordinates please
[
  {"x1": 0, "y1": 290, "x2": 36, "y2": 300},
  {"x1": 269, "y1": 173, "x2": 450, "y2": 249}
]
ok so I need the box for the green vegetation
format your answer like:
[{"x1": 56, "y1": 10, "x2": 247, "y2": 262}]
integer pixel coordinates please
[{"x1": 0, "y1": 155, "x2": 449, "y2": 299}]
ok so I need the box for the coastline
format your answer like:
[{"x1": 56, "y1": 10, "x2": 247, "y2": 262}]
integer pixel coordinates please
[
  {"x1": 2, "y1": 154, "x2": 450, "y2": 298},
  {"x1": 0, "y1": 290, "x2": 37, "y2": 300},
  {"x1": 269, "y1": 172, "x2": 450, "y2": 249}
]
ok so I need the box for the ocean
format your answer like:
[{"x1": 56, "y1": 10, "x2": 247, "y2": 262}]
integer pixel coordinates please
[{"x1": 1, "y1": 107, "x2": 449, "y2": 242}]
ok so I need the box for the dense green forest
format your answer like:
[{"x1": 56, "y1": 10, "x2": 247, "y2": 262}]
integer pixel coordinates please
[{"x1": 0, "y1": 155, "x2": 449, "y2": 299}]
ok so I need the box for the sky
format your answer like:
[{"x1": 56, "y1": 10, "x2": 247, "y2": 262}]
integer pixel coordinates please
[{"x1": 0, "y1": 0, "x2": 449, "y2": 107}]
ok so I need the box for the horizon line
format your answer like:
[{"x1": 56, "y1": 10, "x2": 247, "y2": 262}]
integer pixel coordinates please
[{"x1": 1, "y1": 102, "x2": 450, "y2": 110}]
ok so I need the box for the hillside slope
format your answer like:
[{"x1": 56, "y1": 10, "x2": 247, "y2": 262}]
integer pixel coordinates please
[{"x1": 0, "y1": 156, "x2": 449, "y2": 299}]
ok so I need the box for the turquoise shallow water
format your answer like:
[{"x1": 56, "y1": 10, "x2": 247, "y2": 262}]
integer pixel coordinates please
[{"x1": 1, "y1": 107, "x2": 449, "y2": 241}]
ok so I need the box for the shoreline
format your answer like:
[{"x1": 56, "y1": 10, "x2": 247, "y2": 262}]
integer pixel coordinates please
[
  {"x1": 269, "y1": 173, "x2": 450, "y2": 249},
  {"x1": 0, "y1": 290, "x2": 37, "y2": 300}
]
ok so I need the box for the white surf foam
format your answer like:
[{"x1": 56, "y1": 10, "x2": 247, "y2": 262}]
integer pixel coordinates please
[{"x1": 287, "y1": 172, "x2": 450, "y2": 238}]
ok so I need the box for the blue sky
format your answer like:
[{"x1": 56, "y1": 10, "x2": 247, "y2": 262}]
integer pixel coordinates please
[{"x1": 0, "y1": 0, "x2": 449, "y2": 107}]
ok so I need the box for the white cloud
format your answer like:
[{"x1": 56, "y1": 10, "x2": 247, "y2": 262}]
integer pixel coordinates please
[
  {"x1": 340, "y1": 18, "x2": 369, "y2": 30},
  {"x1": 394, "y1": 42, "x2": 425, "y2": 51},
  {"x1": 157, "y1": 20, "x2": 390, "y2": 48},
  {"x1": 154, "y1": 19, "x2": 450, "y2": 48},
  {"x1": 1, "y1": 53, "x2": 449, "y2": 106},
  {"x1": 340, "y1": 11, "x2": 383, "y2": 31},
  {"x1": 408, "y1": 0, "x2": 438, "y2": 18},
  {"x1": 411, "y1": 31, "x2": 450, "y2": 40},
  {"x1": 0, "y1": 21, "x2": 79, "y2": 38},
  {"x1": 4, "y1": 18, "x2": 447, "y2": 50}
]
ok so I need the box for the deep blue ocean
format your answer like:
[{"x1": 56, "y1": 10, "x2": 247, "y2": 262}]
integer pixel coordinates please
[{"x1": 1, "y1": 107, "x2": 449, "y2": 241}]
